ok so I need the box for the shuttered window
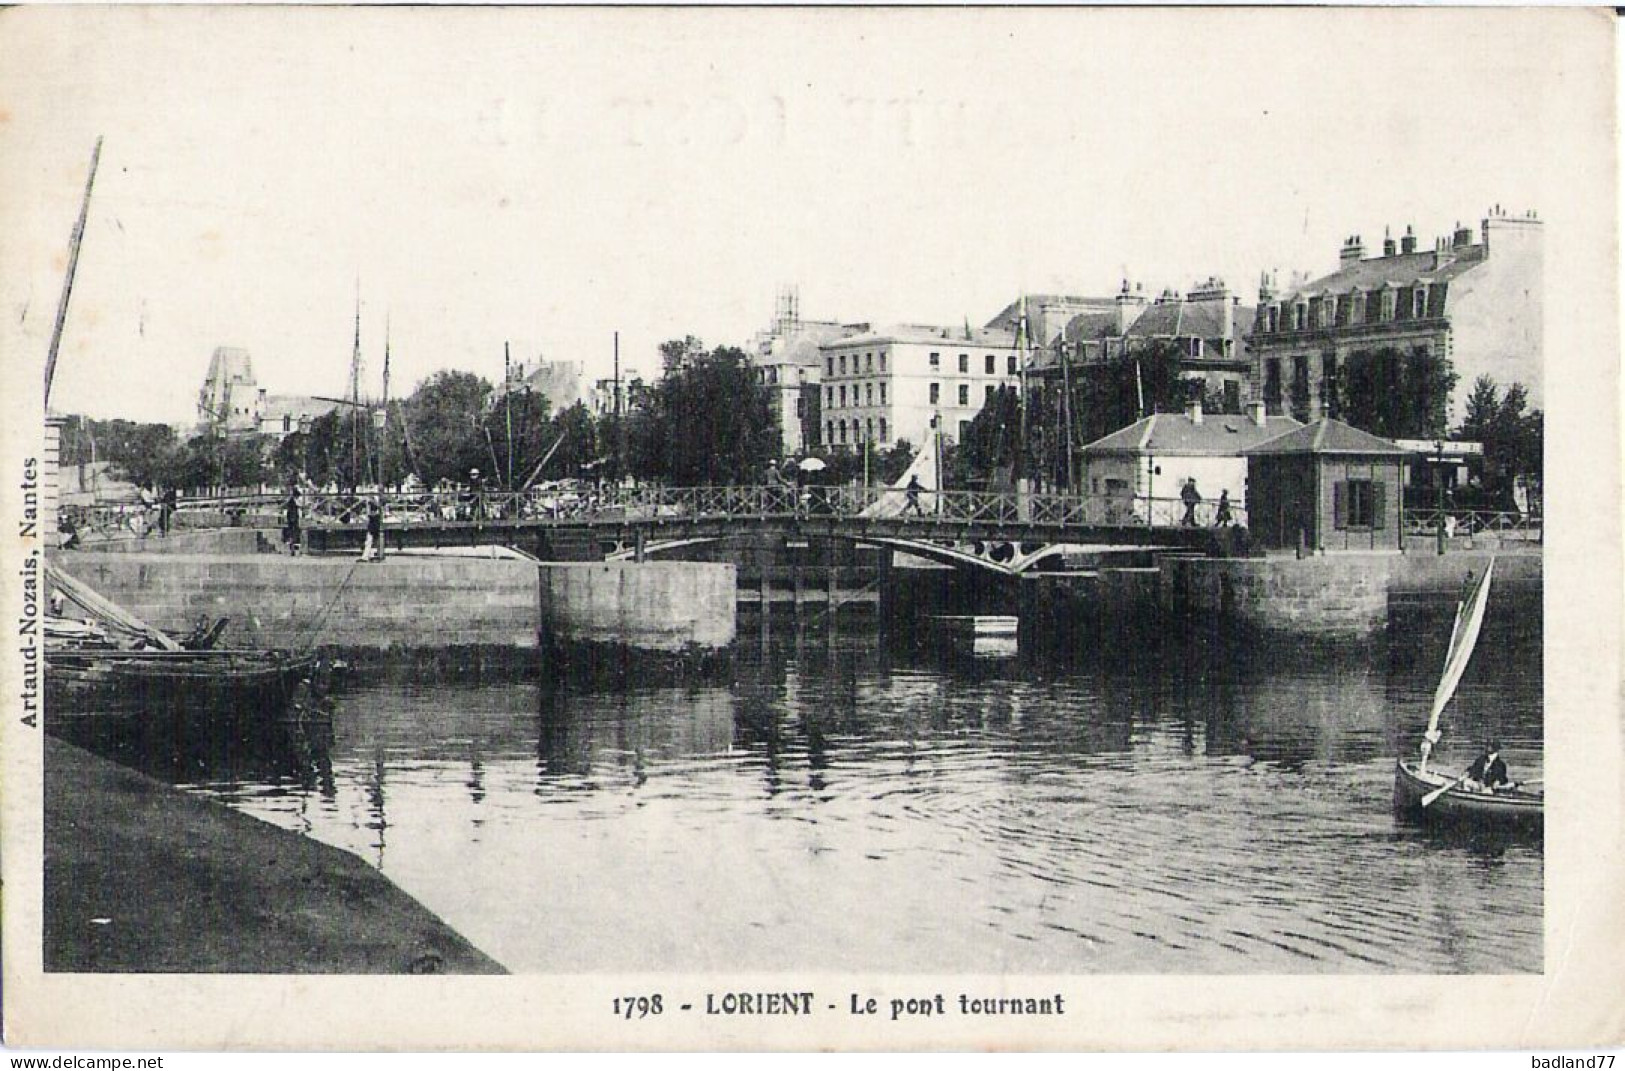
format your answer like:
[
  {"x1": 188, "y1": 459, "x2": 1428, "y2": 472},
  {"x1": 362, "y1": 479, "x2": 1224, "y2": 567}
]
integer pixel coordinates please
[{"x1": 1334, "y1": 479, "x2": 1384, "y2": 529}]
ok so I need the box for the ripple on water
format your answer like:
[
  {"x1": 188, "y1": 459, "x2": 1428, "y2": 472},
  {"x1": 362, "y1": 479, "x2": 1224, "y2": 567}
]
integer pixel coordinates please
[{"x1": 160, "y1": 620, "x2": 1540, "y2": 974}]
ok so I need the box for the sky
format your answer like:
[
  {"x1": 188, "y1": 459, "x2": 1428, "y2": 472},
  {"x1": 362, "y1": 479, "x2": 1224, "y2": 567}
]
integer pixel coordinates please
[{"x1": 0, "y1": 6, "x2": 1610, "y2": 425}]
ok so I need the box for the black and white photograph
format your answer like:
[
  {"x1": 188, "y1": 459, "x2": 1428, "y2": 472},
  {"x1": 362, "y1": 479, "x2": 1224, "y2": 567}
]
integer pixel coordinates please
[{"x1": 1, "y1": 4, "x2": 1620, "y2": 1053}]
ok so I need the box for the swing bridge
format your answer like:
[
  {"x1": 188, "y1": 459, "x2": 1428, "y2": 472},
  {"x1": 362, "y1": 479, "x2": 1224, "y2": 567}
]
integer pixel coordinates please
[{"x1": 167, "y1": 484, "x2": 1245, "y2": 576}]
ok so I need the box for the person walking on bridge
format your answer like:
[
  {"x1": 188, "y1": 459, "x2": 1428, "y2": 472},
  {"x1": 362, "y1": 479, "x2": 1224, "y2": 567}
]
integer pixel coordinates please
[
  {"x1": 904, "y1": 474, "x2": 925, "y2": 517},
  {"x1": 282, "y1": 491, "x2": 302, "y2": 556},
  {"x1": 1180, "y1": 478, "x2": 1202, "y2": 527},
  {"x1": 361, "y1": 496, "x2": 385, "y2": 563}
]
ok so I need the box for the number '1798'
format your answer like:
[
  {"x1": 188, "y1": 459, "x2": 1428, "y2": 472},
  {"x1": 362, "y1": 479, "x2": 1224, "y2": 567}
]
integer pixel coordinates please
[{"x1": 613, "y1": 995, "x2": 663, "y2": 1019}]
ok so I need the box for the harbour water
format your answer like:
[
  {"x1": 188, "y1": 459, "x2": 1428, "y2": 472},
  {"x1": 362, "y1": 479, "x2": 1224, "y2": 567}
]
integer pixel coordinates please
[{"x1": 69, "y1": 606, "x2": 1542, "y2": 974}]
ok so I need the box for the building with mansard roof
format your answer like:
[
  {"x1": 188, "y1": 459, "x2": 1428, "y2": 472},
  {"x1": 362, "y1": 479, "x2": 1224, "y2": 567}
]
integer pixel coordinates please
[
  {"x1": 1247, "y1": 209, "x2": 1543, "y2": 425},
  {"x1": 984, "y1": 293, "x2": 1120, "y2": 348},
  {"x1": 1029, "y1": 278, "x2": 1256, "y2": 415}
]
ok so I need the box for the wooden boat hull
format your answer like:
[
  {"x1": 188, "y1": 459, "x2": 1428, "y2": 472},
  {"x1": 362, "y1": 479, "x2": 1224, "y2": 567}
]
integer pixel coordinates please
[
  {"x1": 46, "y1": 649, "x2": 319, "y2": 721},
  {"x1": 1393, "y1": 759, "x2": 1543, "y2": 832}
]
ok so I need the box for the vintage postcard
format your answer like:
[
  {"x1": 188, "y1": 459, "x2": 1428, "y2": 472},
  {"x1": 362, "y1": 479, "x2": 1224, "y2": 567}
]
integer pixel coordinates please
[{"x1": 1, "y1": 4, "x2": 1620, "y2": 1053}]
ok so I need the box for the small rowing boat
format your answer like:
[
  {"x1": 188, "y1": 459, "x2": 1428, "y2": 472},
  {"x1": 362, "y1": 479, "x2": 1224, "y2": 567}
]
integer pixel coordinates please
[
  {"x1": 1392, "y1": 558, "x2": 1543, "y2": 832},
  {"x1": 1392, "y1": 757, "x2": 1543, "y2": 829}
]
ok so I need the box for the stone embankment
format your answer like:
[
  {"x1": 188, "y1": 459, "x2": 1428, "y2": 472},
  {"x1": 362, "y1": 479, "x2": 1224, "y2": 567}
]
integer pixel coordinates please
[
  {"x1": 44, "y1": 737, "x2": 505, "y2": 974},
  {"x1": 53, "y1": 551, "x2": 736, "y2": 655}
]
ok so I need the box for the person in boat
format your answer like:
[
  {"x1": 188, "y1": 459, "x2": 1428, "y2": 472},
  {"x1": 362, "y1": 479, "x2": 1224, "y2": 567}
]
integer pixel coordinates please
[
  {"x1": 282, "y1": 491, "x2": 302, "y2": 556},
  {"x1": 1213, "y1": 489, "x2": 1233, "y2": 528},
  {"x1": 1180, "y1": 478, "x2": 1202, "y2": 527},
  {"x1": 1464, "y1": 742, "x2": 1515, "y2": 793},
  {"x1": 59, "y1": 512, "x2": 81, "y2": 550}
]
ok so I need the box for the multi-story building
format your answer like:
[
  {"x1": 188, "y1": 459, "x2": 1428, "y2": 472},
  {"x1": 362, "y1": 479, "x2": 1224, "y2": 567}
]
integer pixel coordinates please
[
  {"x1": 588, "y1": 374, "x2": 648, "y2": 418},
  {"x1": 818, "y1": 324, "x2": 1021, "y2": 451},
  {"x1": 748, "y1": 291, "x2": 864, "y2": 453},
  {"x1": 196, "y1": 346, "x2": 341, "y2": 441},
  {"x1": 1031, "y1": 278, "x2": 1255, "y2": 412},
  {"x1": 984, "y1": 293, "x2": 1120, "y2": 347},
  {"x1": 256, "y1": 394, "x2": 335, "y2": 440},
  {"x1": 196, "y1": 346, "x2": 263, "y2": 435},
  {"x1": 496, "y1": 357, "x2": 586, "y2": 411},
  {"x1": 1248, "y1": 208, "x2": 1543, "y2": 424}
]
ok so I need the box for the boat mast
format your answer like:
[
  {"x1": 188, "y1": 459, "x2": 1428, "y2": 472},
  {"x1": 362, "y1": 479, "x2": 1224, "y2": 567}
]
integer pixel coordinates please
[
  {"x1": 349, "y1": 283, "x2": 363, "y2": 494},
  {"x1": 43, "y1": 137, "x2": 104, "y2": 410}
]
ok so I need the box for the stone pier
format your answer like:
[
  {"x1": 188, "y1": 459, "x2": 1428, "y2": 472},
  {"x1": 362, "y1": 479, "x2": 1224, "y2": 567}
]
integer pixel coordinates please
[
  {"x1": 537, "y1": 561, "x2": 736, "y2": 652},
  {"x1": 52, "y1": 553, "x2": 737, "y2": 654}
]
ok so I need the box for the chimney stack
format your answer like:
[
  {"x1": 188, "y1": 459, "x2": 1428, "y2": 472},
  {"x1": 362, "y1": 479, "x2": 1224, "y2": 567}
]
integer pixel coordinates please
[
  {"x1": 1452, "y1": 222, "x2": 1473, "y2": 249},
  {"x1": 1186, "y1": 396, "x2": 1204, "y2": 425},
  {"x1": 1114, "y1": 279, "x2": 1147, "y2": 334},
  {"x1": 1248, "y1": 400, "x2": 1267, "y2": 427},
  {"x1": 1400, "y1": 225, "x2": 1417, "y2": 255},
  {"x1": 1382, "y1": 228, "x2": 1397, "y2": 257},
  {"x1": 1339, "y1": 235, "x2": 1365, "y2": 267},
  {"x1": 1433, "y1": 236, "x2": 1455, "y2": 271}
]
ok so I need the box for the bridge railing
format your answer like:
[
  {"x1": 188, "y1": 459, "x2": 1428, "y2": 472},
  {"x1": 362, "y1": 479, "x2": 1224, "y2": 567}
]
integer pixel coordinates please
[
  {"x1": 174, "y1": 485, "x2": 1253, "y2": 532},
  {"x1": 1401, "y1": 507, "x2": 1541, "y2": 541}
]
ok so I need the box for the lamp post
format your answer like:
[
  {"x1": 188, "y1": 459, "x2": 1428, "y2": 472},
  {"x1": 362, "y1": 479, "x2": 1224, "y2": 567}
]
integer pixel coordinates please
[{"x1": 1435, "y1": 439, "x2": 1447, "y2": 556}]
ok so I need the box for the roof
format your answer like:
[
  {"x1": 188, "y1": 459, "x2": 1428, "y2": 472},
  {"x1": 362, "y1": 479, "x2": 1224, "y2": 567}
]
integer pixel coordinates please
[
  {"x1": 760, "y1": 322, "x2": 861, "y2": 366},
  {"x1": 1061, "y1": 310, "x2": 1120, "y2": 342},
  {"x1": 1242, "y1": 418, "x2": 1416, "y2": 457},
  {"x1": 1279, "y1": 247, "x2": 1484, "y2": 301},
  {"x1": 984, "y1": 294, "x2": 1117, "y2": 330},
  {"x1": 1124, "y1": 299, "x2": 1250, "y2": 342},
  {"x1": 260, "y1": 394, "x2": 338, "y2": 421},
  {"x1": 1082, "y1": 411, "x2": 1305, "y2": 457},
  {"x1": 821, "y1": 324, "x2": 1018, "y2": 350}
]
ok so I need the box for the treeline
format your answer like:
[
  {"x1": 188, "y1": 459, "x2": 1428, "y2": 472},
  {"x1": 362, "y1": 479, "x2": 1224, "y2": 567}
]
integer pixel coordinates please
[
  {"x1": 60, "y1": 335, "x2": 1542, "y2": 499},
  {"x1": 60, "y1": 338, "x2": 786, "y2": 493}
]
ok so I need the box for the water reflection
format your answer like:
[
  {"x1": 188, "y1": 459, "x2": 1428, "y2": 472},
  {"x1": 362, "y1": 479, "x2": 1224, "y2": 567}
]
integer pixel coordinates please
[{"x1": 132, "y1": 604, "x2": 1539, "y2": 975}]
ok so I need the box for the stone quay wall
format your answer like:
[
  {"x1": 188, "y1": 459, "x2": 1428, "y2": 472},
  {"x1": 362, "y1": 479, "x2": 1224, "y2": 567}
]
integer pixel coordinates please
[
  {"x1": 1159, "y1": 551, "x2": 1541, "y2": 637},
  {"x1": 53, "y1": 554, "x2": 739, "y2": 653},
  {"x1": 537, "y1": 561, "x2": 737, "y2": 652},
  {"x1": 56, "y1": 554, "x2": 543, "y2": 651}
]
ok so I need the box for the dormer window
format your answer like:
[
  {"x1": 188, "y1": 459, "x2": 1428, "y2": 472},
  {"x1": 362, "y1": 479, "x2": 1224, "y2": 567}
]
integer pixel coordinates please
[
  {"x1": 1294, "y1": 303, "x2": 1308, "y2": 331},
  {"x1": 1351, "y1": 292, "x2": 1366, "y2": 323},
  {"x1": 1413, "y1": 287, "x2": 1427, "y2": 319},
  {"x1": 1381, "y1": 290, "x2": 1397, "y2": 321},
  {"x1": 1322, "y1": 296, "x2": 1338, "y2": 328},
  {"x1": 1267, "y1": 306, "x2": 1280, "y2": 333},
  {"x1": 1187, "y1": 337, "x2": 1203, "y2": 359}
]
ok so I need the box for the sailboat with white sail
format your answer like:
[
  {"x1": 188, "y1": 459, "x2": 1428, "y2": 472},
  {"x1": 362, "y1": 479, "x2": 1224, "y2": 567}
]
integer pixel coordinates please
[{"x1": 1392, "y1": 558, "x2": 1544, "y2": 829}]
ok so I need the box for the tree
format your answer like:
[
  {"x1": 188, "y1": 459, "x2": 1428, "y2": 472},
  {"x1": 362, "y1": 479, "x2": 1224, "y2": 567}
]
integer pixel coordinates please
[
  {"x1": 1457, "y1": 376, "x2": 1542, "y2": 505},
  {"x1": 1337, "y1": 346, "x2": 1456, "y2": 439},
  {"x1": 56, "y1": 416, "x2": 185, "y2": 490},
  {"x1": 628, "y1": 340, "x2": 775, "y2": 485},
  {"x1": 541, "y1": 401, "x2": 601, "y2": 484},
  {"x1": 402, "y1": 370, "x2": 493, "y2": 487},
  {"x1": 957, "y1": 385, "x2": 1024, "y2": 486},
  {"x1": 479, "y1": 386, "x2": 554, "y2": 489},
  {"x1": 1460, "y1": 376, "x2": 1501, "y2": 440},
  {"x1": 172, "y1": 433, "x2": 264, "y2": 492}
]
